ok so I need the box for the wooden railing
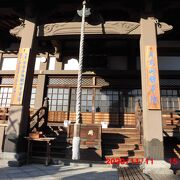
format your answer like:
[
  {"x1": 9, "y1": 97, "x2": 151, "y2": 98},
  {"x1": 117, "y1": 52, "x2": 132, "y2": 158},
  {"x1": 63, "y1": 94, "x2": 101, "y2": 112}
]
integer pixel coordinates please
[
  {"x1": 162, "y1": 110, "x2": 180, "y2": 127},
  {"x1": 0, "y1": 107, "x2": 9, "y2": 124},
  {"x1": 0, "y1": 107, "x2": 9, "y2": 152},
  {"x1": 29, "y1": 97, "x2": 49, "y2": 133},
  {"x1": 135, "y1": 100, "x2": 143, "y2": 144}
]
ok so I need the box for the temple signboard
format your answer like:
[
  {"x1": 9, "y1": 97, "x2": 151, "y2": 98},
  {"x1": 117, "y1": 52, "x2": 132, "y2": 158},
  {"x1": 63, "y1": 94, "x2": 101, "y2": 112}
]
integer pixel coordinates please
[
  {"x1": 145, "y1": 46, "x2": 161, "y2": 110},
  {"x1": 11, "y1": 48, "x2": 30, "y2": 105}
]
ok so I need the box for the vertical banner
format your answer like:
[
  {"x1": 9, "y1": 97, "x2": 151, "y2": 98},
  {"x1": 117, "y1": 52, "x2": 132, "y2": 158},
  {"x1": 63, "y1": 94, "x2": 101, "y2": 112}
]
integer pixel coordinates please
[
  {"x1": 145, "y1": 46, "x2": 161, "y2": 110},
  {"x1": 11, "y1": 48, "x2": 30, "y2": 105}
]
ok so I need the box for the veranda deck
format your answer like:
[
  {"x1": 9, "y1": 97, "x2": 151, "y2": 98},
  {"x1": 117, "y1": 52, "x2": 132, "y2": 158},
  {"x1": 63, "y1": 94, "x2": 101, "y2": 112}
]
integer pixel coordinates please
[{"x1": 118, "y1": 166, "x2": 149, "y2": 180}]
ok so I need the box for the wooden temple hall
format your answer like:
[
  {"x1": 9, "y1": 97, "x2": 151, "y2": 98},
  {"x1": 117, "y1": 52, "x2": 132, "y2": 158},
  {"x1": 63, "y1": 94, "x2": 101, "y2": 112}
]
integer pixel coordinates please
[{"x1": 0, "y1": 0, "x2": 179, "y2": 164}]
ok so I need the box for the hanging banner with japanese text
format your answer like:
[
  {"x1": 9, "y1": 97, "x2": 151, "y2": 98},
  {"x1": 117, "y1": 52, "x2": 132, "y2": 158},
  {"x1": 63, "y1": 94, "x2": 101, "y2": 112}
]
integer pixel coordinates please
[
  {"x1": 145, "y1": 46, "x2": 161, "y2": 110},
  {"x1": 11, "y1": 48, "x2": 30, "y2": 105}
]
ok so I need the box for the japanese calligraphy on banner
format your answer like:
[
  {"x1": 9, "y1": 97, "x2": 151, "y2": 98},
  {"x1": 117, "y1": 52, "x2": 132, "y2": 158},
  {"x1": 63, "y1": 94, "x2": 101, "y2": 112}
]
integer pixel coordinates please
[
  {"x1": 145, "y1": 46, "x2": 161, "y2": 110},
  {"x1": 11, "y1": 48, "x2": 30, "y2": 105}
]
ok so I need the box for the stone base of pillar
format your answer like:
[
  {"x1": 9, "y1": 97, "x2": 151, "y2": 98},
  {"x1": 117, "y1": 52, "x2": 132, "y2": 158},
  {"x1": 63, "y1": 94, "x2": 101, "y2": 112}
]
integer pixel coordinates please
[
  {"x1": 140, "y1": 160, "x2": 174, "y2": 174},
  {"x1": 3, "y1": 134, "x2": 27, "y2": 153},
  {"x1": 72, "y1": 136, "x2": 81, "y2": 160},
  {"x1": 144, "y1": 139, "x2": 164, "y2": 160},
  {"x1": 0, "y1": 152, "x2": 26, "y2": 167},
  {"x1": 3, "y1": 105, "x2": 29, "y2": 153}
]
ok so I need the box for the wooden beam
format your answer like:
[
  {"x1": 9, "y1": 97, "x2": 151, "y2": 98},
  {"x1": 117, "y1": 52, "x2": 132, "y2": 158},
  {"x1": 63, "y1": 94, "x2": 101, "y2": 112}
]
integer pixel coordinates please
[
  {"x1": 10, "y1": 20, "x2": 173, "y2": 38},
  {"x1": 38, "y1": 21, "x2": 140, "y2": 36}
]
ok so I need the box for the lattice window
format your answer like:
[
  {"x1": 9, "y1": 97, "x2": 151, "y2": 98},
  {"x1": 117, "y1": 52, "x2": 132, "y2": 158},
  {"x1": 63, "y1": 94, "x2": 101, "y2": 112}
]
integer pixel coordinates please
[
  {"x1": 82, "y1": 78, "x2": 93, "y2": 86},
  {"x1": 30, "y1": 88, "x2": 37, "y2": 107},
  {"x1": 0, "y1": 76, "x2": 37, "y2": 85},
  {"x1": 48, "y1": 78, "x2": 76, "y2": 85},
  {"x1": 95, "y1": 89, "x2": 142, "y2": 113},
  {"x1": 48, "y1": 77, "x2": 93, "y2": 86},
  {"x1": 70, "y1": 88, "x2": 93, "y2": 112},
  {"x1": 0, "y1": 87, "x2": 36, "y2": 108},
  {"x1": 95, "y1": 89, "x2": 120, "y2": 113},
  {"x1": 96, "y1": 78, "x2": 109, "y2": 86},
  {"x1": 0, "y1": 76, "x2": 37, "y2": 107},
  {"x1": 33, "y1": 77, "x2": 38, "y2": 85},
  {"x1": 47, "y1": 88, "x2": 70, "y2": 111},
  {"x1": 0, "y1": 77, "x2": 14, "y2": 85},
  {"x1": 0, "y1": 87, "x2": 12, "y2": 107},
  {"x1": 125, "y1": 89, "x2": 142, "y2": 113},
  {"x1": 161, "y1": 89, "x2": 179, "y2": 110},
  {"x1": 160, "y1": 79, "x2": 180, "y2": 87}
]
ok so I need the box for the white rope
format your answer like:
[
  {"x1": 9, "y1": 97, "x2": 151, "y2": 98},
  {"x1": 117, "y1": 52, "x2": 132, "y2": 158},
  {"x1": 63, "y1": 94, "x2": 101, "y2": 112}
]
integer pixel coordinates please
[
  {"x1": 72, "y1": 0, "x2": 86, "y2": 160},
  {"x1": 75, "y1": 0, "x2": 86, "y2": 124}
]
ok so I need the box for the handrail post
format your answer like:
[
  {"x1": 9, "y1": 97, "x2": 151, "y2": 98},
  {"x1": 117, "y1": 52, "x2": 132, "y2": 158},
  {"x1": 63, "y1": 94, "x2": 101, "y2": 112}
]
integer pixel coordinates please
[
  {"x1": 135, "y1": 99, "x2": 143, "y2": 144},
  {"x1": 43, "y1": 97, "x2": 49, "y2": 108}
]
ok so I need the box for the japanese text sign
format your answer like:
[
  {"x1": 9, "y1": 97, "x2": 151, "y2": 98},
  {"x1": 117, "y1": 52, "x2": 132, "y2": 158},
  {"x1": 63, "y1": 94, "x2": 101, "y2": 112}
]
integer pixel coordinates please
[{"x1": 145, "y1": 46, "x2": 161, "y2": 110}]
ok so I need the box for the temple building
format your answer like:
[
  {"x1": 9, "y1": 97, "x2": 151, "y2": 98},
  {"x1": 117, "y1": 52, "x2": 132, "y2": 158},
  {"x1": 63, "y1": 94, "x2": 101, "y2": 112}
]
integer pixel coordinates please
[{"x1": 0, "y1": 0, "x2": 179, "y2": 168}]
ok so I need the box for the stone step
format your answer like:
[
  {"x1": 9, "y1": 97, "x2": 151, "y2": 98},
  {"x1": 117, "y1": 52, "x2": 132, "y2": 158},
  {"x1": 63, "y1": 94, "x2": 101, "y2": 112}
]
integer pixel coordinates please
[
  {"x1": 102, "y1": 135, "x2": 140, "y2": 144},
  {"x1": 103, "y1": 149, "x2": 144, "y2": 157},
  {"x1": 102, "y1": 128, "x2": 138, "y2": 133},
  {"x1": 163, "y1": 125, "x2": 179, "y2": 129},
  {"x1": 102, "y1": 138, "x2": 141, "y2": 144},
  {"x1": 31, "y1": 143, "x2": 67, "y2": 149},
  {"x1": 51, "y1": 145, "x2": 67, "y2": 150},
  {"x1": 163, "y1": 128, "x2": 180, "y2": 132},
  {"x1": 102, "y1": 133, "x2": 140, "y2": 139},
  {"x1": 104, "y1": 154, "x2": 144, "y2": 160},
  {"x1": 53, "y1": 138, "x2": 67, "y2": 143},
  {"x1": 163, "y1": 131, "x2": 180, "y2": 138},
  {"x1": 102, "y1": 143, "x2": 143, "y2": 150}
]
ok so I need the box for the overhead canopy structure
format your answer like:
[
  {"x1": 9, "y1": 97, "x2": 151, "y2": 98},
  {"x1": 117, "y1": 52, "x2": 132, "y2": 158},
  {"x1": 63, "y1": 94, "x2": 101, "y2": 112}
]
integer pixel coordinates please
[
  {"x1": 0, "y1": 0, "x2": 180, "y2": 171},
  {"x1": 0, "y1": 0, "x2": 180, "y2": 49}
]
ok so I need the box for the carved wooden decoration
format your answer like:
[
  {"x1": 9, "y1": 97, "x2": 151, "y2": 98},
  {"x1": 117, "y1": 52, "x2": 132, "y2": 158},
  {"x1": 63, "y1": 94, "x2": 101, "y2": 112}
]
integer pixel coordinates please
[
  {"x1": 38, "y1": 21, "x2": 140, "y2": 36},
  {"x1": 9, "y1": 24, "x2": 24, "y2": 38},
  {"x1": 10, "y1": 21, "x2": 173, "y2": 38}
]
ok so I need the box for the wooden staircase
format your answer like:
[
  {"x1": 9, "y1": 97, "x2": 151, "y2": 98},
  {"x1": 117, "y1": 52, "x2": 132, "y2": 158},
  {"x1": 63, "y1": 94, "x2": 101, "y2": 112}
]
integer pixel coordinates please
[
  {"x1": 102, "y1": 128, "x2": 144, "y2": 160},
  {"x1": 46, "y1": 125, "x2": 67, "y2": 158},
  {"x1": 162, "y1": 112, "x2": 180, "y2": 138},
  {"x1": 27, "y1": 124, "x2": 67, "y2": 164},
  {"x1": 162, "y1": 112, "x2": 180, "y2": 160}
]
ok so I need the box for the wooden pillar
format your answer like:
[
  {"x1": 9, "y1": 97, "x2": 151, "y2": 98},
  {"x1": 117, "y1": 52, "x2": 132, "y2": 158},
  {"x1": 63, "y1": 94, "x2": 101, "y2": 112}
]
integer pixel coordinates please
[
  {"x1": 34, "y1": 54, "x2": 48, "y2": 109},
  {"x1": 0, "y1": 51, "x2": 3, "y2": 69},
  {"x1": 4, "y1": 19, "x2": 37, "y2": 154},
  {"x1": 52, "y1": 40, "x2": 63, "y2": 71},
  {"x1": 127, "y1": 40, "x2": 137, "y2": 70},
  {"x1": 55, "y1": 55, "x2": 63, "y2": 70},
  {"x1": 140, "y1": 17, "x2": 164, "y2": 160}
]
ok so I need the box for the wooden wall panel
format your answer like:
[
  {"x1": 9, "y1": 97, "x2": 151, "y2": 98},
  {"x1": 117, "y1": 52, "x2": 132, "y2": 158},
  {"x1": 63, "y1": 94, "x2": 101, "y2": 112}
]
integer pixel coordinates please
[
  {"x1": 69, "y1": 112, "x2": 92, "y2": 124},
  {"x1": 48, "y1": 111, "x2": 136, "y2": 127},
  {"x1": 94, "y1": 112, "x2": 136, "y2": 127},
  {"x1": 48, "y1": 111, "x2": 68, "y2": 122}
]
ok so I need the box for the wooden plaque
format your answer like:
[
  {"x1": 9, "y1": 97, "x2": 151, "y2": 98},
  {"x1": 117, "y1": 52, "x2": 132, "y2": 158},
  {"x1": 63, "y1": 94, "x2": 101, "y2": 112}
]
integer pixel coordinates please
[
  {"x1": 145, "y1": 46, "x2": 161, "y2": 110},
  {"x1": 11, "y1": 48, "x2": 30, "y2": 105}
]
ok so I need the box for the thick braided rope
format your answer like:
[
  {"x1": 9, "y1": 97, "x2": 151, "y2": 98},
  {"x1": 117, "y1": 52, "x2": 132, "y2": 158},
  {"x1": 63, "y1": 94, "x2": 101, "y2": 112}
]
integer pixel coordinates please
[{"x1": 75, "y1": 1, "x2": 86, "y2": 124}]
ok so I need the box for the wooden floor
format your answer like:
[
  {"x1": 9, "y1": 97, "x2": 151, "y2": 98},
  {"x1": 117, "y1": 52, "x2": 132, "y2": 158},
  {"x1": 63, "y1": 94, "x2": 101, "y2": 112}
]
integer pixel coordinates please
[
  {"x1": 118, "y1": 166, "x2": 180, "y2": 180},
  {"x1": 148, "y1": 173, "x2": 180, "y2": 180},
  {"x1": 118, "y1": 166, "x2": 149, "y2": 180}
]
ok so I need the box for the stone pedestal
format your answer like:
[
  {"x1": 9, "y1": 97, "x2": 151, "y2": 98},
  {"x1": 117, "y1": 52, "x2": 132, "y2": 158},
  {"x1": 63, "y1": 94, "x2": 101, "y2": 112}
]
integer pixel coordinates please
[{"x1": 141, "y1": 160, "x2": 174, "y2": 175}]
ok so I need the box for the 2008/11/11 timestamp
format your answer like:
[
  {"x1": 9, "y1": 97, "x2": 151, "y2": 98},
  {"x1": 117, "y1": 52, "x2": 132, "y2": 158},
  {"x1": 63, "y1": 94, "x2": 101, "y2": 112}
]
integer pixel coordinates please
[
  {"x1": 105, "y1": 157, "x2": 180, "y2": 165},
  {"x1": 105, "y1": 158, "x2": 153, "y2": 165}
]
